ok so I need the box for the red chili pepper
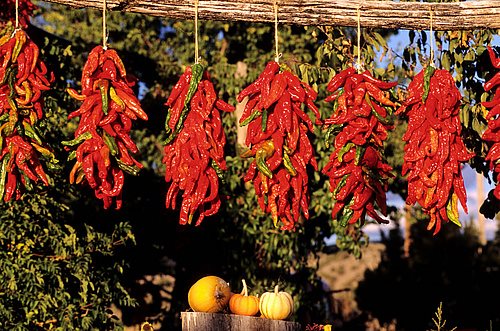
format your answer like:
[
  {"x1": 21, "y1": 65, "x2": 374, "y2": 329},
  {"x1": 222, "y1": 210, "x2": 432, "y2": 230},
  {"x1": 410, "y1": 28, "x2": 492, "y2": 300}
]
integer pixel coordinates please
[
  {"x1": 488, "y1": 46, "x2": 500, "y2": 69},
  {"x1": 162, "y1": 65, "x2": 234, "y2": 225},
  {"x1": 323, "y1": 67, "x2": 395, "y2": 228},
  {"x1": 0, "y1": 27, "x2": 57, "y2": 201},
  {"x1": 64, "y1": 45, "x2": 147, "y2": 209},
  {"x1": 239, "y1": 62, "x2": 320, "y2": 230},
  {"x1": 483, "y1": 47, "x2": 500, "y2": 213},
  {"x1": 399, "y1": 68, "x2": 473, "y2": 234}
]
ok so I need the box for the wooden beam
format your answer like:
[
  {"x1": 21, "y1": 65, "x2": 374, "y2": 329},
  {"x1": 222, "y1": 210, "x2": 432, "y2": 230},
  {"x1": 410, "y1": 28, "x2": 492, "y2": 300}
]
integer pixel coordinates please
[{"x1": 40, "y1": 0, "x2": 500, "y2": 31}]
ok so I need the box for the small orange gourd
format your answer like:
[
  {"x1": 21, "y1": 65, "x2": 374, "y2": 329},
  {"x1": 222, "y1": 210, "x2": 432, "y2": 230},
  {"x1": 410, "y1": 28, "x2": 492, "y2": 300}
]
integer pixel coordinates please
[
  {"x1": 229, "y1": 279, "x2": 260, "y2": 316},
  {"x1": 188, "y1": 276, "x2": 231, "y2": 313},
  {"x1": 259, "y1": 285, "x2": 294, "y2": 320}
]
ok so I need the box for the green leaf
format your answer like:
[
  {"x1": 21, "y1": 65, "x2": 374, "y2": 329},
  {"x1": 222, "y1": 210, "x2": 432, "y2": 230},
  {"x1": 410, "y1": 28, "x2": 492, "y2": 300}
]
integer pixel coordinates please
[
  {"x1": 441, "y1": 52, "x2": 451, "y2": 71},
  {"x1": 464, "y1": 51, "x2": 476, "y2": 61}
]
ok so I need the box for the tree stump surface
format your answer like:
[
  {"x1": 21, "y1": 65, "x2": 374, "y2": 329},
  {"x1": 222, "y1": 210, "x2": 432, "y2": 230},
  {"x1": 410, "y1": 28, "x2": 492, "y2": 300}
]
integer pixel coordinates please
[{"x1": 181, "y1": 311, "x2": 302, "y2": 331}]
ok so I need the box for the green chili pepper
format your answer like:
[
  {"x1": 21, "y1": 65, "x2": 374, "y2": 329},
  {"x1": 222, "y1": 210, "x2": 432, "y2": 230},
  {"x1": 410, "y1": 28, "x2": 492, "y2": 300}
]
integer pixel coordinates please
[
  {"x1": 164, "y1": 64, "x2": 204, "y2": 145},
  {"x1": 31, "y1": 142, "x2": 58, "y2": 164},
  {"x1": 261, "y1": 108, "x2": 268, "y2": 132},
  {"x1": 0, "y1": 67, "x2": 14, "y2": 86},
  {"x1": 324, "y1": 124, "x2": 342, "y2": 149},
  {"x1": 446, "y1": 194, "x2": 461, "y2": 227},
  {"x1": 283, "y1": 151, "x2": 297, "y2": 176},
  {"x1": 239, "y1": 109, "x2": 261, "y2": 126},
  {"x1": 5, "y1": 98, "x2": 18, "y2": 136},
  {"x1": 22, "y1": 121, "x2": 43, "y2": 145},
  {"x1": 175, "y1": 64, "x2": 204, "y2": 132},
  {"x1": 211, "y1": 160, "x2": 225, "y2": 184},
  {"x1": 422, "y1": 65, "x2": 436, "y2": 103},
  {"x1": 0, "y1": 155, "x2": 10, "y2": 201},
  {"x1": 255, "y1": 141, "x2": 274, "y2": 178},
  {"x1": 332, "y1": 174, "x2": 349, "y2": 197},
  {"x1": 355, "y1": 146, "x2": 366, "y2": 166},
  {"x1": 256, "y1": 157, "x2": 273, "y2": 179},
  {"x1": 99, "y1": 82, "x2": 109, "y2": 115},
  {"x1": 365, "y1": 94, "x2": 393, "y2": 126},
  {"x1": 337, "y1": 142, "x2": 354, "y2": 162},
  {"x1": 164, "y1": 110, "x2": 172, "y2": 134},
  {"x1": 102, "y1": 131, "x2": 119, "y2": 156},
  {"x1": 20, "y1": 170, "x2": 33, "y2": 191},
  {"x1": 61, "y1": 131, "x2": 92, "y2": 147},
  {"x1": 339, "y1": 198, "x2": 355, "y2": 226},
  {"x1": 116, "y1": 159, "x2": 141, "y2": 176},
  {"x1": 67, "y1": 150, "x2": 77, "y2": 161},
  {"x1": 7, "y1": 69, "x2": 16, "y2": 99}
]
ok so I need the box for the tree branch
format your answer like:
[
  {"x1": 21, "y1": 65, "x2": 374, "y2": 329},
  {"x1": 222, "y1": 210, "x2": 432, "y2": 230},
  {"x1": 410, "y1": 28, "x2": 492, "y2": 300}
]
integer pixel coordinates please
[{"x1": 40, "y1": 0, "x2": 500, "y2": 31}]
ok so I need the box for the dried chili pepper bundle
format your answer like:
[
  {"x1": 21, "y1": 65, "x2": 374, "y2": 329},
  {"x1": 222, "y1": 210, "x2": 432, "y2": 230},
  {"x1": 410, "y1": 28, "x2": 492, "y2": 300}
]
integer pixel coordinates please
[
  {"x1": 482, "y1": 47, "x2": 500, "y2": 204},
  {"x1": 64, "y1": 45, "x2": 148, "y2": 209},
  {"x1": 323, "y1": 68, "x2": 395, "y2": 226},
  {"x1": 238, "y1": 61, "x2": 321, "y2": 230},
  {"x1": 0, "y1": 0, "x2": 36, "y2": 29},
  {"x1": 163, "y1": 64, "x2": 235, "y2": 225},
  {"x1": 396, "y1": 66, "x2": 473, "y2": 234},
  {"x1": 0, "y1": 26, "x2": 57, "y2": 202}
]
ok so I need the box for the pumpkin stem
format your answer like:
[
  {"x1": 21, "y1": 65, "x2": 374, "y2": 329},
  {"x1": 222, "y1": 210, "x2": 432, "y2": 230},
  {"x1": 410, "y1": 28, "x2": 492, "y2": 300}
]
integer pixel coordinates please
[
  {"x1": 242, "y1": 279, "x2": 248, "y2": 297},
  {"x1": 274, "y1": 284, "x2": 279, "y2": 294}
]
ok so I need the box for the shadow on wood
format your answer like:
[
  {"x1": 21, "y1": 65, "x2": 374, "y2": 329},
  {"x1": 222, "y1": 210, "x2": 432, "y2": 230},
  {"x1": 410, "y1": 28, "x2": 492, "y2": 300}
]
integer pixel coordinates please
[{"x1": 181, "y1": 312, "x2": 302, "y2": 331}]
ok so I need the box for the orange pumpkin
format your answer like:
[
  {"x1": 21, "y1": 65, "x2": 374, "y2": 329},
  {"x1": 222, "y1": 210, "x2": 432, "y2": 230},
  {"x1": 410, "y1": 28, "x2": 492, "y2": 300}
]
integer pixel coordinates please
[
  {"x1": 229, "y1": 279, "x2": 260, "y2": 316},
  {"x1": 259, "y1": 285, "x2": 294, "y2": 320},
  {"x1": 188, "y1": 276, "x2": 231, "y2": 313}
]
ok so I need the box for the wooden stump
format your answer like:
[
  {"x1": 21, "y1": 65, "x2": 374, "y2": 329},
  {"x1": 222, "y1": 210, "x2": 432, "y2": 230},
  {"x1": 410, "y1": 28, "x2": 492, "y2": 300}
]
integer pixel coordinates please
[{"x1": 181, "y1": 312, "x2": 302, "y2": 331}]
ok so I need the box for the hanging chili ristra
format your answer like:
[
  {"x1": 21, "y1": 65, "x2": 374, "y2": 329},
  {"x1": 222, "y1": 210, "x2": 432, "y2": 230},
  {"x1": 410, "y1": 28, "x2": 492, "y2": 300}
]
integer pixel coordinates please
[
  {"x1": 162, "y1": 64, "x2": 235, "y2": 225},
  {"x1": 481, "y1": 46, "x2": 500, "y2": 215},
  {"x1": 238, "y1": 61, "x2": 321, "y2": 230},
  {"x1": 396, "y1": 65, "x2": 473, "y2": 234},
  {"x1": 0, "y1": 23, "x2": 57, "y2": 202},
  {"x1": 323, "y1": 68, "x2": 395, "y2": 227},
  {"x1": 64, "y1": 45, "x2": 147, "y2": 209}
]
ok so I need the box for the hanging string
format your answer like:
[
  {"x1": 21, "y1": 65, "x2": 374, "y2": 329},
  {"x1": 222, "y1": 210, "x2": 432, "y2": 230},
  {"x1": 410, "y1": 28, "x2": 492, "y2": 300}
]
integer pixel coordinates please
[
  {"x1": 356, "y1": 5, "x2": 362, "y2": 71},
  {"x1": 194, "y1": 0, "x2": 200, "y2": 64},
  {"x1": 429, "y1": 6, "x2": 435, "y2": 67},
  {"x1": 274, "y1": 1, "x2": 281, "y2": 63},
  {"x1": 15, "y1": 0, "x2": 19, "y2": 29},
  {"x1": 102, "y1": 0, "x2": 108, "y2": 49}
]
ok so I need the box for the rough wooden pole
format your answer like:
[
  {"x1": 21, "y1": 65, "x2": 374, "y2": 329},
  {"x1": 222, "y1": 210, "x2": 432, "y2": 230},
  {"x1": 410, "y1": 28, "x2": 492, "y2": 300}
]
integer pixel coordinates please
[
  {"x1": 234, "y1": 61, "x2": 248, "y2": 151},
  {"x1": 40, "y1": 0, "x2": 500, "y2": 30},
  {"x1": 477, "y1": 172, "x2": 487, "y2": 246},
  {"x1": 403, "y1": 204, "x2": 412, "y2": 258}
]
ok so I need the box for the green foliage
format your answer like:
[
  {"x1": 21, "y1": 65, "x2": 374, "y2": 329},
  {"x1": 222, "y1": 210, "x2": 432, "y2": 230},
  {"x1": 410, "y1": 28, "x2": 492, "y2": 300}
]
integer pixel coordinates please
[
  {"x1": 0, "y1": 10, "x2": 137, "y2": 329},
  {"x1": 0, "y1": 198, "x2": 135, "y2": 329}
]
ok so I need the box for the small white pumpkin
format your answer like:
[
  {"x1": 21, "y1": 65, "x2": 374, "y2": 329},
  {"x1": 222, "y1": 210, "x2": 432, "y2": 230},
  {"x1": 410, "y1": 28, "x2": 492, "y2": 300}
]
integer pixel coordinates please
[{"x1": 258, "y1": 285, "x2": 294, "y2": 320}]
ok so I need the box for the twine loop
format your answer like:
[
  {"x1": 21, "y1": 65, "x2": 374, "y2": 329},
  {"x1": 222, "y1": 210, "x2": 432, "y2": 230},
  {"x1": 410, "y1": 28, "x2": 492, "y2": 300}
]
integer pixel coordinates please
[
  {"x1": 429, "y1": 6, "x2": 435, "y2": 67},
  {"x1": 102, "y1": 0, "x2": 108, "y2": 49},
  {"x1": 355, "y1": 5, "x2": 363, "y2": 72},
  {"x1": 15, "y1": 0, "x2": 19, "y2": 28},
  {"x1": 194, "y1": 0, "x2": 200, "y2": 63},
  {"x1": 274, "y1": 1, "x2": 280, "y2": 63}
]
